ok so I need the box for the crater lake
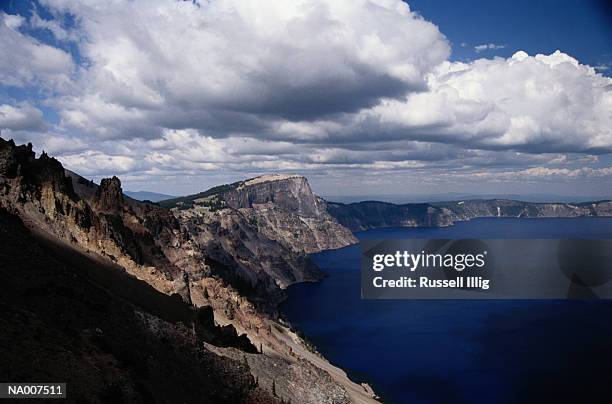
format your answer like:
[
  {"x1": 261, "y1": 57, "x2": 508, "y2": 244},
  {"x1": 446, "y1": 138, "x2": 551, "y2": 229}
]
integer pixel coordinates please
[{"x1": 282, "y1": 217, "x2": 612, "y2": 404}]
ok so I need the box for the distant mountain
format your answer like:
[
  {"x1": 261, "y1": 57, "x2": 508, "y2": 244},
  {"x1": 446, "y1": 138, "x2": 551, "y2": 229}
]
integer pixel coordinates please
[
  {"x1": 124, "y1": 190, "x2": 176, "y2": 202},
  {"x1": 323, "y1": 199, "x2": 612, "y2": 231},
  {"x1": 323, "y1": 193, "x2": 612, "y2": 204}
]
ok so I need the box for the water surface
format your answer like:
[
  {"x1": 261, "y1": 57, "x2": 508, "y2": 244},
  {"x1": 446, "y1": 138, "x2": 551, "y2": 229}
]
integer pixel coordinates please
[{"x1": 282, "y1": 218, "x2": 612, "y2": 403}]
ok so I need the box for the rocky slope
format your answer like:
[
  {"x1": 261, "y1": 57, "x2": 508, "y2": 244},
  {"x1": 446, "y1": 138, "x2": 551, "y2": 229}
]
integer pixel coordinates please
[
  {"x1": 156, "y1": 173, "x2": 355, "y2": 303},
  {"x1": 158, "y1": 174, "x2": 357, "y2": 298},
  {"x1": 0, "y1": 137, "x2": 379, "y2": 404},
  {"x1": 325, "y1": 198, "x2": 612, "y2": 231},
  {"x1": 0, "y1": 199, "x2": 272, "y2": 403}
]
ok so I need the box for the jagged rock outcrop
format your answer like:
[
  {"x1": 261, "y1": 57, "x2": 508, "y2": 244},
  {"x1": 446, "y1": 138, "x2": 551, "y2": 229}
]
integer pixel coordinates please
[
  {"x1": 0, "y1": 138, "x2": 76, "y2": 200},
  {"x1": 95, "y1": 175, "x2": 124, "y2": 213},
  {"x1": 1, "y1": 136, "x2": 225, "y2": 326}
]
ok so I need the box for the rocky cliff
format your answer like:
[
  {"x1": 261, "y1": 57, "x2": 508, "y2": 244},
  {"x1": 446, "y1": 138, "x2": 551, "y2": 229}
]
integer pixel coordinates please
[
  {"x1": 0, "y1": 137, "x2": 379, "y2": 404},
  {"x1": 324, "y1": 198, "x2": 612, "y2": 231},
  {"x1": 161, "y1": 174, "x2": 356, "y2": 256},
  {"x1": 0, "y1": 209, "x2": 275, "y2": 404},
  {"x1": 225, "y1": 175, "x2": 322, "y2": 217},
  {"x1": 153, "y1": 174, "x2": 358, "y2": 311},
  {"x1": 0, "y1": 138, "x2": 202, "y2": 303},
  {"x1": 324, "y1": 200, "x2": 453, "y2": 230},
  {"x1": 437, "y1": 199, "x2": 612, "y2": 221}
]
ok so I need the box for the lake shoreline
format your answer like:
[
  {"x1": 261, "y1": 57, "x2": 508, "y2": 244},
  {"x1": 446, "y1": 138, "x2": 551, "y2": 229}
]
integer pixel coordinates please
[{"x1": 283, "y1": 217, "x2": 612, "y2": 403}]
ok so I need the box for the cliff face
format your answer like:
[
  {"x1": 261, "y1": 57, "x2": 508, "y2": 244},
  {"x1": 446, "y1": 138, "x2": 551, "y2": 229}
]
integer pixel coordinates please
[
  {"x1": 243, "y1": 202, "x2": 357, "y2": 254},
  {"x1": 0, "y1": 138, "x2": 378, "y2": 404},
  {"x1": 162, "y1": 175, "x2": 356, "y2": 304},
  {"x1": 12, "y1": 134, "x2": 610, "y2": 403},
  {"x1": 325, "y1": 198, "x2": 612, "y2": 231},
  {"x1": 323, "y1": 200, "x2": 453, "y2": 231},
  {"x1": 177, "y1": 206, "x2": 322, "y2": 297},
  {"x1": 226, "y1": 176, "x2": 356, "y2": 254},
  {"x1": 164, "y1": 174, "x2": 356, "y2": 255},
  {"x1": 225, "y1": 175, "x2": 322, "y2": 217},
  {"x1": 436, "y1": 199, "x2": 612, "y2": 221}
]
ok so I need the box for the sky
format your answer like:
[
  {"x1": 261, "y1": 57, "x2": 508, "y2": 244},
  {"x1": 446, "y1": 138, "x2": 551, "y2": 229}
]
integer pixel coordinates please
[{"x1": 0, "y1": 0, "x2": 611, "y2": 199}]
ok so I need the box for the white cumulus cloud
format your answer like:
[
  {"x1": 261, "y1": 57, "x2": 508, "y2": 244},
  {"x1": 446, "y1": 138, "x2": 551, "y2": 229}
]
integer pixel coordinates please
[
  {"x1": 0, "y1": 12, "x2": 74, "y2": 89},
  {"x1": 43, "y1": 0, "x2": 449, "y2": 138},
  {"x1": 347, "y1": 50, "x2": 612, "y2": 153},
  {"x1": 0, "y1": 103, "x2": 46, "y2": 131}
]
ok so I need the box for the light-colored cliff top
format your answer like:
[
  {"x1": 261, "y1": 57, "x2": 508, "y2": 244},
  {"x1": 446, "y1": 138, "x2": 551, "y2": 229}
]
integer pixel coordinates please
[{"x1": 243, "y1": 174, "x2": 303, "y2": 186}]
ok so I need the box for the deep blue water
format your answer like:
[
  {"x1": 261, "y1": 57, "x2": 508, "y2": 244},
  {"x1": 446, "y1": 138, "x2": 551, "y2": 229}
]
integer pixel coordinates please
[{"x1": 282, "y1": 218, "x2": 612, "y2": 404}]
